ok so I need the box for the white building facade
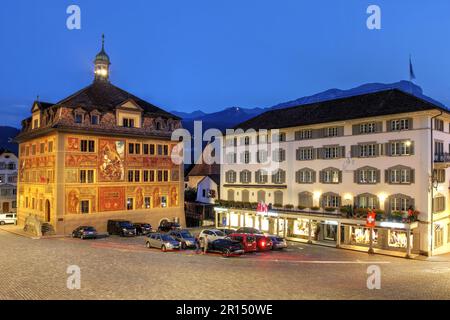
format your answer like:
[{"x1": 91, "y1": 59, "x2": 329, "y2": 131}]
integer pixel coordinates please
[
  {"x1": 0, "y1": 151, "x2": 18, "y2": 214},
  {"x1": 216, "y1": 89, "x2": 450, "y2": 257}
]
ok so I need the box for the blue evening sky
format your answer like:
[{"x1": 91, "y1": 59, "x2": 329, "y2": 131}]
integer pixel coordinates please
[{"x1": 0, "y1": 0, "x2": 449, "y2": 127}]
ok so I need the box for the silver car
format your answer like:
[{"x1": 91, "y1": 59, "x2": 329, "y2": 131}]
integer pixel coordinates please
[{"x1": 145, "y1": 233, "x2": 181, "y2": 252}]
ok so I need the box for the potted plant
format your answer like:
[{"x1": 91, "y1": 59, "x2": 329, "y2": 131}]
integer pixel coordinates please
[
  {"x1": 374, "y1": 209, "x2": 385, "y2": 221},
  {"x1": 297, "y1": 205, "x2": 306, "y2": 211},
  {"x1": 311, "y1": 206, "x2": 320, "y2": 211},
  {"x1": 324, "y1": 207, "x2": 337, "y2": 213},
  {"x1": 284, "y1": 204, "x2": 294, "y2": 210}
]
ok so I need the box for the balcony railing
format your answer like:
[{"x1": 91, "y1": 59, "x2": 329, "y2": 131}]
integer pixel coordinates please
[{"x1": 434, "y1": 153, "x2": 450, "y2": 163}]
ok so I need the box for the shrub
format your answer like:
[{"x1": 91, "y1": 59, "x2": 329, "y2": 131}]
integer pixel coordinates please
[
  {"x1": 339, "y1": 206, "x2": 351, "y2": 214},
  {"x1": 297, "y1": 205, "x2": 306, "y2": 210},
  {"x1": 324, "y1": 207, "x2": 337, "y2": 212},
  {"x1": 284, "y1": 204, "x2": 294, "y2": 210},
  {"x1": 311, "y1": 206, "x2": 320, "y2": 211},
  {"x1": 273, "y1": 203, "x2": 283, "y2": 208}
]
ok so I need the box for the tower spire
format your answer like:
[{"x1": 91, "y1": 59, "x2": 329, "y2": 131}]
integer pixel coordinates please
[{"x1": 94, "y1": 34, "x2": 111, "y2": 82}]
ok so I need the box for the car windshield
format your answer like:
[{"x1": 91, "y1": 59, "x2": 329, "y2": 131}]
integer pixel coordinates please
[
  {"x1": 180, "y1": 231, "x2": 193, "y2": 238},
  {"x1": 84, "y1": 227, "x2": 96, "y2": 231},
  {"x1": 161, "y1": 235, "x2": 175, "y2": 241},
  {"x1": 247, "y1": 236, "x2": 256, "y2": 242},
  {"x1": 214, "y1": 230, "x2": 226, "y2": 236},
  {"x1": 119, "y1": 222, "x2": 133, "y2": 228}
]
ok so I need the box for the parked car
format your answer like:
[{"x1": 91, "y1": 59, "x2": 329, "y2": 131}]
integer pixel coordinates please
[
  {"x1": 169, "y1": 229, "x2": 196, "y2": 249},
  {"x1": 0, "y1": 213, "x2": 17, "y2": 225},
  {"x1": 228, "y1": 233, "x2": 257, "y2": 253},
  {"x1": 145, "y1": 233, "x2": 180, "y2": 252},
  {"x1": 71, "y1": 226, "x2": 98, "y2": 240},
  {"x1": 255, "y1": 234, "x2": 273, "y2": 251},
  {"x1": 208, "y1": 238, "x2": 244, "y2": 257},
  {"x1": 198, "y1": 229, "x2": 227, "y2": 244},
  {"x1": 158, "y1": 221, "x2": 181, "y2": 233},
  {"x1": 236, "y1": 227, "x2": 264, "y2": 235},
  {"x1": 216, "y1": 227, "x2": 237, "y2": 236},
  {"x1": 134, "y1": 223, "x2": 152, "y2": 236},
  {"x1": 269, "y1": 235, "x2": 287, "y2": 250},
  {"x1": 107, "y1": 220, "x2": 136, "y2": 237}
]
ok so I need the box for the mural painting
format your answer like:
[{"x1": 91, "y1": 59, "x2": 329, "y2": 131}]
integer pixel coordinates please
[
  {"x1": 170, "y1": 186, "x2": 178, "y2": 207},
  {"x1": 135, "y1": 187, "x2": 144, "y2": 209},
  {"x1": 67, "y1": 189, "x2": 80, "y2": 214},
  {"x1": 98, "y1": 139, "x2": 125, "y2": 182},
  {"x1": 98, "y1": 187, "x2": 125, "y2": 212},
  {"x1": 67, "y1": 137, "x2": 80, "y2": 151},
  {"x1": 65, "y1": 154, "x2": 98, "y2": 167}
]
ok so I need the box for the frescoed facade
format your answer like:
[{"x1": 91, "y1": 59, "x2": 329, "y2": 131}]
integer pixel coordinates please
[{"x1": 15, "y1": 38, "x2": 185, "y2": 234}]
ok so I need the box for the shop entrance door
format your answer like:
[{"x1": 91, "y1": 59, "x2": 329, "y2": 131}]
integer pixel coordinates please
[{"x1": 2, "y1": 202, "x2": 9, "y2": 213}]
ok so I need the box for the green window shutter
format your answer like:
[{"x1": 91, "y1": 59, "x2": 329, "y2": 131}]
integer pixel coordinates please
[
  {"x1": 340, "y1": 146, "x2": 346, "y2": 158},
  {"x1": 375, "y1": 122, "x2": 383, "y2": 133},
  {"x1": 351, "y1": 145, "x2": 359, "y2": 158},
  {"x1": 410, "y1": 169, "x2": 415, "y2": 183},
  {"x1": 338, "y1": 170, "x2": 343, "y2": 183},
  {"x1": 385, "y1": 143, "x2": 391, "y2": 156},
  {"x1": 410, "y1": 141, "x2": 415, "y2": 155},
  {"x1": 352, "y1": 124, "x2": 359, "y2": 135},
  {"x1": 386, "y1": 120, "x2": 392, "y2": 132},
  {"x1": 385, "y1": 170, "x2": 389, "y2": 183},
  {"x1": 354, "y1": 170, "x2": 359, "y2": 183}
]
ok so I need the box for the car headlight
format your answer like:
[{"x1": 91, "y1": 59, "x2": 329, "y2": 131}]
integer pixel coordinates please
[
  {"x1": 122, "y1": 228, "x2": 127, "y2": 232},
  {"x1": 165, "y1": 242, "x2": 173, "y2": 247}
]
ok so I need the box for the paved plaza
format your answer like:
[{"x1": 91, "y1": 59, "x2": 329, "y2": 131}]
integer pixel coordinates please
[{"x1": 1, "y1": 229, "x2": 450, "y2": 300}]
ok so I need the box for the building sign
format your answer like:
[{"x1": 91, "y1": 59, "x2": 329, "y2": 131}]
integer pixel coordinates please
[{"x1": 98, "y1": 187, "x2": 126, "y2": 212}]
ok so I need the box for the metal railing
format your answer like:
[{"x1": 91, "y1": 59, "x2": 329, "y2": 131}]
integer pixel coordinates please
[{"x1": 434, "y1": 153, "x2": 450, "y2": 163}]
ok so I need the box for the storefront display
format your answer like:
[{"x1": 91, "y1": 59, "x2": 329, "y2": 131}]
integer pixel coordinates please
[
  {"x1": 351, "y1": 227, "x2": 378, "y2": 245},
  {"x1": 388, "y1": 230, "x2": 409, "y2": 248},
  {"x1": 293, "y1": 219, "x2": 315, "y2": 240}
]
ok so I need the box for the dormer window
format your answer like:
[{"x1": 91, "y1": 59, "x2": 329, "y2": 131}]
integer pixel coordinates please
[
  {"x1": 123, "y1": 118, "x2": 135, "y2": 128},
  {"x1": 91, "y1": 115, "x2": 99, "y2": 125},
  {"x1": 33, "y1": 119, "x2": 39, "y2": 129},
  {"x1": 156, "y1": 122, "x2": 162, "y2": 130},
  {"x1": 75, "y1": 113, "x2": 83, "y2": 124}
]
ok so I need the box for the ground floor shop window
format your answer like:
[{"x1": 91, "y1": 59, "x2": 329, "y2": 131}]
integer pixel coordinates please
[
  {"x1": 161, "y1": 196, "x2": 167, "y2": 208},
  {"x1": 350, "y1": 227, "x2": 378, "y2": 245},
  {"x1": 230, "y1": 213, "x2": 239, "y2": 227},
  {"x1": 388, "y1": 230, "x2": 409, "y2": 248},
  {"x1": 292, "y1": 219, "x2": 314, "y2": 239},
  {"x1": 324, "y1": 224, "x2": 337, "y2": 241}
]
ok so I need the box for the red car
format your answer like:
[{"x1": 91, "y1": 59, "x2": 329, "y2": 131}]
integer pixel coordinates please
[
  {"x1": 228, "y1": 233, "x2": 257, "y2": 253},
  {"x1": 255, "y1": 234, "x2": 273, "y2": 251}
]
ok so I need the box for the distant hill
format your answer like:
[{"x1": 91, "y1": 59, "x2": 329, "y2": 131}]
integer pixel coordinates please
[
  {"x1": 176, "y1": 81, "x2": 446, "y2": 134},
  {"x1": 0, "y1": 126, "x2": 20, "y2": 155},
  {"x1": 271, "y1": 80, "x2": 445, "y2": 110}
]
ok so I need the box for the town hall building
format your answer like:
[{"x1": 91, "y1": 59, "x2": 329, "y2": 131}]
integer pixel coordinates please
[{"x1": 15, "y1": 36, "x2": 185, "y2": 234}]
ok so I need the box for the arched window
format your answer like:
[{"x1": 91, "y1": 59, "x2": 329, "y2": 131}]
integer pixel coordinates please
[
  {"x1": 387, "y1": 194, "x2": 414, "y2": 213},
  {"x1": 354, "y1": 193, "x2": 379, "y2": 209},
  {"x1": 274, "y1": 191, "x2": 283, "y2": 207},
  {"x1": 298, "y1": 191, "x2": 313, "y2": 208},
  {"x1": 272, "y1": 169, "x2": 286, "y2": 184},
  {"x1": 320, "y1": 192, "x2": 341, "y2": 209}
]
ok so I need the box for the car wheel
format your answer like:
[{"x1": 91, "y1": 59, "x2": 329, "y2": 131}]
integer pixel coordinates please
[
  {"x1": 80, "y1": 235, "x2": 84, "y2": 240},
  {"x1": 223, "y1": 249, "x2": 231, "y2": 257},
  {"x1": 161, "y1": 245, "x2": 167, "y2": 252},
  {"x1": 146, "y1": 242, "x2": 151, "y2": 249},
  {"x1": 0, "y1": 221, "x2": 5, "y2": 226},
  {"x1": 181, "y1": 242, "x2": 187, "y2": 250},
  {"x1": 71, "y1": 233, "x2": 76, "y2": 238}
]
